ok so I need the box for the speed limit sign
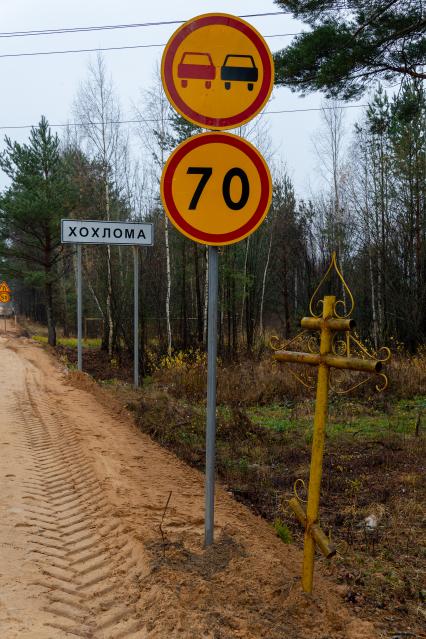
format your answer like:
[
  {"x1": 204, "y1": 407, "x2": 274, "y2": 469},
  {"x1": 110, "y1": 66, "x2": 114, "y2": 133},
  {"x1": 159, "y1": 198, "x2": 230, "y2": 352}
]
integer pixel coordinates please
[
  {"x1": 160, "y1": 14, "x2": 274, "y2": 549},
  {"x1": 160, "y1": 132, "x2": 272, "y2": 245}
]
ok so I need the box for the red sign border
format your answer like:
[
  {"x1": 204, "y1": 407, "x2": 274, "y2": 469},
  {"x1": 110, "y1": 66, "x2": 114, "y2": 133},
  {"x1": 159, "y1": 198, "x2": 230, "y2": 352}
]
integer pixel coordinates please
[
  {"x1": 0, "y1": 281, "x2": 11, "y2": 293},
  {"x1": 161, "y1": 13, "x2": 274, "y2": 130},
  {"x1": 161, "y1": 132, "x2": 272, "y2": 246}
]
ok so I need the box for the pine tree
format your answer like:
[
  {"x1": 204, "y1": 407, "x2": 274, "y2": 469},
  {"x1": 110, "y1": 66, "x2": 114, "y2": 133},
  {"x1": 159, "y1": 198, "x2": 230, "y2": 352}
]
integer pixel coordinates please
[
  {"x1": 273, "y1": 0, "x2": 425, "y2": 99},
  {"x1": 0, "y1": 117, "x2": 74, "y2": 345}
]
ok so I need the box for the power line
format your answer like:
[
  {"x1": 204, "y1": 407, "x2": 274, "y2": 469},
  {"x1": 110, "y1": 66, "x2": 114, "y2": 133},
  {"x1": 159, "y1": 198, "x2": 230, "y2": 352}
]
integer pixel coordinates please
[
  {"x1": 0, "y1": 12, "x2": 290, "y2": 39},
  {"x1": 266, "y1": 105, "x2": 367, "y2": 114},
  {"x1": 0, "y1": 105, "x2": 368, "y2": 131},
  {"x1": 0, "y1": 33, "x2": 301, "y2": 60},
  {"x1": 0, "y1": 43, "x2": 165, "y2": 59},
  {"x1": 266, "y1": 33, "x2": 301, "y2": 38},
  {"x1": 0, "y1": 6, "x2": 353, "y2": 39}
]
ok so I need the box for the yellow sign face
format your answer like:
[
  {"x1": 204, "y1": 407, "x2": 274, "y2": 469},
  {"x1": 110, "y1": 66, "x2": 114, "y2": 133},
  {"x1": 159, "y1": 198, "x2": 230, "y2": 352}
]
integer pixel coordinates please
[
  {"x1": 0, "y1": 281, "x2": 11, "y2": 293},
  {"x1": 161, "y1": 132, "x2": 272, "y2": 246},
  {"x1": 161, "y1": 13, "x2": 274, "y2": 130},
  {"x1": 0, "y1": 292, "x2": 10, "y2": 303}
]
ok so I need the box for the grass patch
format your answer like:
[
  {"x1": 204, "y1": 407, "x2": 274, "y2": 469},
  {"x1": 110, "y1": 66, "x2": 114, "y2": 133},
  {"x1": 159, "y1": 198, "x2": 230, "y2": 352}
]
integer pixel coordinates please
[
  {"x1": 273, "y1": 518, "x2": 292, "y2": 543},
  {"x1": 33, "y1": 335, "x2": 101, "y2": 349},
  {"x1": 246, "y1": 400, "x2": 423, "y2": 439},
  {"x1": 248, "y1": 404, "x2": 300, "y2": 433}
]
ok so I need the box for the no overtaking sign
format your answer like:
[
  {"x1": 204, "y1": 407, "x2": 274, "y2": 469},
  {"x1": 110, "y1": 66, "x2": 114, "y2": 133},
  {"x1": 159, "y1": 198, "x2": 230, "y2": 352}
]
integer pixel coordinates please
[{"x1": 61, "y1": 219, "x2": 153, "y2": 246}]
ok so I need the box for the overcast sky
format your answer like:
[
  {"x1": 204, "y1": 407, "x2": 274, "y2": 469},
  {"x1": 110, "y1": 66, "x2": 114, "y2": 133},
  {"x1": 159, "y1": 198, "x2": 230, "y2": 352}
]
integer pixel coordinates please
[{"x1": 0, "y1": 1, "x2": 366, "y2": 197}]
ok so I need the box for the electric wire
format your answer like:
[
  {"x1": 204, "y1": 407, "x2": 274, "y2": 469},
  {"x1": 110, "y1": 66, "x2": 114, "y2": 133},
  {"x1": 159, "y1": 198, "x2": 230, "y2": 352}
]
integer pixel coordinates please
[
  {"x1": 0, "y1": 12, "x2": 293, "y2": 39},
  {"x1": 0, "y1": 105, "x2": 368, "y2": 131},
  {"x1": 0, "y1": 33, "x2": 302, "y2": 59},
  {"x1": 0, "y1": 7, "x2": 352, "y2": 39}
]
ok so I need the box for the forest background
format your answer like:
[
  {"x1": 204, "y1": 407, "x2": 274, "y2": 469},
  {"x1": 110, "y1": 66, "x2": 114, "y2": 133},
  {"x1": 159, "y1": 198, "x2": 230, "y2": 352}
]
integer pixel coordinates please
[
  {"x1": 0, "y1": 0, "x2": 424, "y2": 366},
  {"x1": 0, "y1": 63, "x2": 424, "y2": 364}
]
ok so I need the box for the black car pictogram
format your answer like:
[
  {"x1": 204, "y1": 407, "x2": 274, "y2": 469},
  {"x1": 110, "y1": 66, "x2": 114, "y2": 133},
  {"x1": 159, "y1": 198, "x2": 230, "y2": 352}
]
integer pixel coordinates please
[
  {"x1": 177, "y1": 52, "x2": 216, "y2": 89},
  {"x1": 220, "y1": 55, "x2": 259, "y2": 91}
]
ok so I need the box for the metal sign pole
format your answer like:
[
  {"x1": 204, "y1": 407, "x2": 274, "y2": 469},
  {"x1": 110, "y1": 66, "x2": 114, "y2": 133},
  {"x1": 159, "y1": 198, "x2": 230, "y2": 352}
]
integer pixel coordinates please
[
  {"x1": 77, "y1": 244, "x2": 83, "y2": 371},
  {"x1": 133, "y1": 246, "x2": 139, "y2": 389},
  {"x1": 205, "y1": 245, "x2": 219, "y2": 547},
  {"x1": 160, "y1": 12, "x2": 273, "y2": 551}
]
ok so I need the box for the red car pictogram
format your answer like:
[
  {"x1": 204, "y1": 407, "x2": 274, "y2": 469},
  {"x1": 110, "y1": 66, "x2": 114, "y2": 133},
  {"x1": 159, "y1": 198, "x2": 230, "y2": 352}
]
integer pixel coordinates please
[{"x1": 177, "y1": 52, "x2": 216, "y2": 89}]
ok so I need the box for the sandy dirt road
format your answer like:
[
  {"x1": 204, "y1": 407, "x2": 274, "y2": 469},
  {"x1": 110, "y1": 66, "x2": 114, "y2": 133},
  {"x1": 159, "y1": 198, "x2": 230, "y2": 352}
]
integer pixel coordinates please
[{"x1": 0, "y1": 325, "x2": 381, "y2": 639}]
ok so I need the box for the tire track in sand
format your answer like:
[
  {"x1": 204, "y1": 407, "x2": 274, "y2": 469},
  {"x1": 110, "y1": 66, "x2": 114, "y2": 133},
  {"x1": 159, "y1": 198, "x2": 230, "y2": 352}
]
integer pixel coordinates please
[{"x1": 17, "y1": 367, "x2": 146, "y2": 639}]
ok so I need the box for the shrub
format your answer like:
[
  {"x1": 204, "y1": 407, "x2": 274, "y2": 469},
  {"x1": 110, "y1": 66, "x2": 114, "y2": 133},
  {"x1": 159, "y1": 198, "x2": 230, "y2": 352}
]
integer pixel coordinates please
[
  {"x1": 153, "y1": 349, "x2": 426, "y2": 405},
  {"x1": 273, "y1": 518, "x2": 293, "y2": 543}
]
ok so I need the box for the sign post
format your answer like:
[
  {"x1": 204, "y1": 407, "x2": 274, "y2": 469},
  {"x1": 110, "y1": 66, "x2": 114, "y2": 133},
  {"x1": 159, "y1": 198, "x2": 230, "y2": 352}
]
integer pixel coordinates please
[
  {"x1": 61, "y1": 219, "x2": 153, "y2": 379},
  {"x1": 161, "y1": 132, "x2": 272, "y2": 548},
  {"x1": 133, "y1": 246, "x2": 139, "y2": 389},
  {"x1": 205, "y1": 245, "x2": 219, "y2": 546},
  {"x1": 161, "y1": 13, "x2": 274, "y2": 547},
  {"x1": 77, "y1": 245, "x2": 82, "y2": 371}
]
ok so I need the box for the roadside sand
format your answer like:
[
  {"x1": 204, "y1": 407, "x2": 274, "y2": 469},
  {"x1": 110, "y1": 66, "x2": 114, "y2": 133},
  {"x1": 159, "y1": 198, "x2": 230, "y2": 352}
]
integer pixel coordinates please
[{"x1": 0, "y1": 326, "x2": 379, "y2": 638}]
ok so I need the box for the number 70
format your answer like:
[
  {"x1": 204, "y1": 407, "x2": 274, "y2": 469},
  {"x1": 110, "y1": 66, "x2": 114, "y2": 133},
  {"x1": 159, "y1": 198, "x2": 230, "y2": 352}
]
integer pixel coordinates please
[{"x1": 187, "y1": 167, "x2": 250, "y2": 211}]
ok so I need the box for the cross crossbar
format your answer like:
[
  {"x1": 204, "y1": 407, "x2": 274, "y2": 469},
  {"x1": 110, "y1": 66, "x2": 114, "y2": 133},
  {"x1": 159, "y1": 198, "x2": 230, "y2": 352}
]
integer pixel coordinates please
[{"x1": 274, "y1": 349, "x2": 382, "y2": 373}]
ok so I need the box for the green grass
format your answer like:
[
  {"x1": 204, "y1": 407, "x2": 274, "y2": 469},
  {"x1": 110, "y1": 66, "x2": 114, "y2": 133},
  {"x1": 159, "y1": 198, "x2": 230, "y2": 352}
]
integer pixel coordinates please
[
  {"x1": 33, "y1": 335, "x2": 102, "y2": 349},
  {"x1": 247, "y1": 404, "x2": 306, "y2": 433},
  {"x1": 246, "y1": 397, "x2": 425, "y2": 439},
  {"x1": 328, "y1": 397, "x2": 425, "y2": 438},
  {"x1": 273, "y1": 518, "x2": 293, "y2": 543}
]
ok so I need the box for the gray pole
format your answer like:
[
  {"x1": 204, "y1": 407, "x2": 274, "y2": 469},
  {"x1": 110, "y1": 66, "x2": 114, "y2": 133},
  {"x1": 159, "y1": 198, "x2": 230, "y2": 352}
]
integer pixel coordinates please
[
  {"x1": 133, "y1": 246, "x2": 139, "y2": 389},
  {"x1": 77, "y1": 244, "x2": 82, "y2": 371},
  {"x1": 205, "y1": 245, "x2": 219, "y2": 546}
]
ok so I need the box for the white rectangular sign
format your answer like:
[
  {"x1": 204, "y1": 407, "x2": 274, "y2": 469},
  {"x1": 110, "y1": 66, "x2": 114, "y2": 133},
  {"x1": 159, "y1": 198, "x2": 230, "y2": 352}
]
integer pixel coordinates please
[{"x1": 61, "y1": 219, "x2": 153, "y2": 246}]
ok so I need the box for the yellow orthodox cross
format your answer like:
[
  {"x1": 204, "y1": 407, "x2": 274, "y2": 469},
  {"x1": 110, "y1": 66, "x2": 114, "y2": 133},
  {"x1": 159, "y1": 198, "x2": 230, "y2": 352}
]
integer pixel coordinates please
[{"x1": 271, "y1": 253, "x2": 390, "y2": 594}]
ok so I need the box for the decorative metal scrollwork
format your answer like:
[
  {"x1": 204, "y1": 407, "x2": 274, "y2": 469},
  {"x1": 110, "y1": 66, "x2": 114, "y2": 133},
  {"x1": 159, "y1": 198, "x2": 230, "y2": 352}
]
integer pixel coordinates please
[
  {"x1": 270, "y1": 330, "x2": 308, "y2": 352},
  {"x1": 309, "y1": 251, "x2": 355, "y2": 319},
  {"x1": 294, "y1": 478, "x2": 308, "y2": 503},
  {"x1": 328, "y1": 333, "x2": 390, "y2": 394},
  {"x1": 329, "y1": 367, "x2": 369, "y2": 395},
  {"x1": 270, "y1": 330, "x2": 317, "y2": 389},
  {"x1": 271, "y1": 251, "x2": 389, "y2": 395},
  {"x1": 332, "y1": 333, "x2": 348, "y2": 356},
  {"x1": 289, "y1": 369, "x2": 316, "y2": 390}
]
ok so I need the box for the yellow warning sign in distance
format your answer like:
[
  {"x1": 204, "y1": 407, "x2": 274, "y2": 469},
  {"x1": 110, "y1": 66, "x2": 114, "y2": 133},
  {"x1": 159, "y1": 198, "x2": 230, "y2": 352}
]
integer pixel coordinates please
[
  {"x1": 0, "y1": 281, "x2": 11, "y2": 293},
  {"x1": 0, "y1": 292, "x2": 10, "y2": 303},
  {"x1": 161, "y1": 13, "x2": 274, "y2": 130}
]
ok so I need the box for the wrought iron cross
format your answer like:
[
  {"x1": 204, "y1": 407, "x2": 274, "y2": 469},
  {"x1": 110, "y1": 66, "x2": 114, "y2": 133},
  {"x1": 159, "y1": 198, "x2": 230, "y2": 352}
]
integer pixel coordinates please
[{"x1": 271, "y1": 253, "x2": 390, "y2": 594}]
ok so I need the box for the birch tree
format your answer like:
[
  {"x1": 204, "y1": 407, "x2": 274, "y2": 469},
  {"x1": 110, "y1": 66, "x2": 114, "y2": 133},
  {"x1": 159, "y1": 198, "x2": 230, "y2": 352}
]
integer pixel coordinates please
[
  {"x1": 134, "y1": 72, "x2": 174, "y2": 356},
  {"x1": 313, "y1": 100, "x2": 349, "y2": 262},
  {"x1": 73, "y1": 53, "x2": 126, "y2": 359}
]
